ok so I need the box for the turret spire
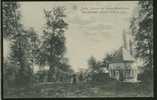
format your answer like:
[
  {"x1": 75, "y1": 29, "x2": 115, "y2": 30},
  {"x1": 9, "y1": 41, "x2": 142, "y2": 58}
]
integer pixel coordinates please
[{"x1": 122, "y1": 30, "x2": 127, "y2": 50}]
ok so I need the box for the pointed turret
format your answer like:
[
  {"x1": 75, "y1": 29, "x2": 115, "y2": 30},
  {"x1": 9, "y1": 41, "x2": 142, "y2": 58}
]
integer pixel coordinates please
[
  {"x1": 129, "y1": 38, "x2": 133, "y2": 55},
  {"x1": 122, "y1": 30, "x2": 127, "y2": 50}
]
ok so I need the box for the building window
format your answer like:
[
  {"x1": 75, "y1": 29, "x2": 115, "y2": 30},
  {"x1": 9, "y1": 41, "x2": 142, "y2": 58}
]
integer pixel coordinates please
[
  {"x1": 111, "y1": 70, "x2": 114, "y2": 78},
  {"x1": 115, "y1": 71, "x2": 119, "y2": 80},
  {"x1": 131, "y1": 70, "x2": 134, "y2": 77},
  {"x1": 125, "y1": 69, "x2": 131, "y2": 78}
]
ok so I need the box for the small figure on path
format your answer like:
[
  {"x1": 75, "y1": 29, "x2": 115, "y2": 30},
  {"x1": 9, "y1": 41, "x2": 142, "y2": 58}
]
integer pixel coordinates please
[{"x1": 72, "y1": 74, "x2": 77, "y2": 84}]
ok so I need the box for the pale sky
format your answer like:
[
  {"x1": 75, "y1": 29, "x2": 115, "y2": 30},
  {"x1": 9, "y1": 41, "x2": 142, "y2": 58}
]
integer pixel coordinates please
[{"x1": 4, "y1": 1, "x2": 138, "y2": 72}]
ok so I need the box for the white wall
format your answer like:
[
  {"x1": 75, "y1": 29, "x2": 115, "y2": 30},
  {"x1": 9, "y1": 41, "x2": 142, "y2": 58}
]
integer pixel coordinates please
[
  {"x1": 108, "y1": 62, "x2": 138, "y2": 81},
  {"x1": 109, "y1": 63, "x2": 125, "y2": 70}
]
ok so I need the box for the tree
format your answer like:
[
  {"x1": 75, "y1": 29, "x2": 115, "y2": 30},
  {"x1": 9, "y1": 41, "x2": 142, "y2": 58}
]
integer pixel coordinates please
[
  {"x1": 88, "y1": 56, "x2": 97, "y2": 71},
  {"x1": 26, "y1": 28, "x2": 40, "y2": 71},
  {"x1": 130, "y1": 1, "x2": 153, "y2": 81},
  {"x1": 58, "y1": 58, "x2": 71, "y2": 72},
  {"x1": 2, "y1": 2, "x2": 19, "y2": 88},
  {"x1": 9, "y1": 31, "x2": 34, "y2": 87},
  {"x1": 3, "y1": 61, "x2": 18, "y2": 88},
  {"x1": 2, "y1": 2, "x2": 21, "y2": 39},
  {"x1": 56, "y1": 57, "x2": 73, "y2": 82},
  {"x1": 102, "y1": 53, "x2": 112, "y2": 68},
  {"x1": 40, "y1": 7, "x2": 68, "y2": 81},
  {"x1": 104, "y1": 53, "x2": 112, "y2": 61},
  {"x1": 3, "y1": 2, "x2": 34, "y2": 87},
  {"x1": 130, "y1": 1, "x2": 153, "y2": 69},
  {"x1": 87, "y1": 56, "x2": 99, "y2": 81}
]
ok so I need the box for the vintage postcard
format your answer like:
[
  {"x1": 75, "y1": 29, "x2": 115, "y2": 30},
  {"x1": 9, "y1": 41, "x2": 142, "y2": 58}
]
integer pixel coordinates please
[{"x1": 2, "y1": 0, "x2": 153, "y2": 98}]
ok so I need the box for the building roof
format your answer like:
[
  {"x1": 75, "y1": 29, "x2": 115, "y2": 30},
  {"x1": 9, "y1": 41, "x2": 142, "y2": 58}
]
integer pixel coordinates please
[{"x1": 107, "y1": 47, "x2": 135, "y2": 63}]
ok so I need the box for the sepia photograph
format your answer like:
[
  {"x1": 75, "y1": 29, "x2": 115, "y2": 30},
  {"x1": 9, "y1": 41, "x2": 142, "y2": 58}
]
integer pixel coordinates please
[{"x1": 2, "y1": 0, "x2": 153, "y2": 98}]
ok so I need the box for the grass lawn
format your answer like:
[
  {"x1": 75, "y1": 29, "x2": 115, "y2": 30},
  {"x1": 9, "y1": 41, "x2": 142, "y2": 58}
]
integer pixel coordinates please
[{"x1": 4, "y1": 80, "x2": 153, "y2": 98}]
